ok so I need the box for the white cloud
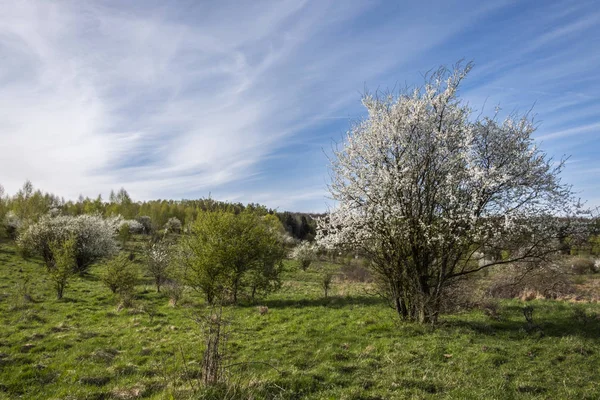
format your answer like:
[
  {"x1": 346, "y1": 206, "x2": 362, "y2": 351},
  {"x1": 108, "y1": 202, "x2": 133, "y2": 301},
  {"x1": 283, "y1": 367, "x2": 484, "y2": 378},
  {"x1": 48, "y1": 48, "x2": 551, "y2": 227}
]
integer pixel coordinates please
[{"x1": 2, "y1": 0, "x2": 597, "y2": 210}]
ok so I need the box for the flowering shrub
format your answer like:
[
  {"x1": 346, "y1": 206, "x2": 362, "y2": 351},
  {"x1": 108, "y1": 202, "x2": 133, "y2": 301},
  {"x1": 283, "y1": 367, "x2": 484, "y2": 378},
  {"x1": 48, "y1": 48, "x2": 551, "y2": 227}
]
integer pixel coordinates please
[
  {"x1": 18, "y1": 214, "x2": 119, "y2": 273},
  {"x1": 290, "y1": 241, "x2": 317, "y2": 270},
  {"x1": 146, "y1": 242, "x2": 171, "y2": 292},
  {"x1": 3, "y1": 211, "x2": 21, "y2": 239},
  {"x1": 164, "y1": 217, "x2": 182, "y2": 234},
  {"x1": 120, "y1": 219, "x2": 144, "y2": 234}
]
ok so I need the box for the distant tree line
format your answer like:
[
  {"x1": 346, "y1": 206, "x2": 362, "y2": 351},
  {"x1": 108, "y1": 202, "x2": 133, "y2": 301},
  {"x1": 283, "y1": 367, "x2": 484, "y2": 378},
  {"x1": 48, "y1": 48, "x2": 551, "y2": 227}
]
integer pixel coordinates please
[{"x1": 0, "y1": 181, "x2": 318, "y2": 241}]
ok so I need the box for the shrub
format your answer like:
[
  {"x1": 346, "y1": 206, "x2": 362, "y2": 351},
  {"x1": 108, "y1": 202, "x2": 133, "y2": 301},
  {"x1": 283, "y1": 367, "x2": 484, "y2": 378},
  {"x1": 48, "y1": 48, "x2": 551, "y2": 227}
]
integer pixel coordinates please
[
  {"x1": 179, "y1": 210, "x2": 285, "y2": 304},
  {"x1": 146, "y1": 242, "x2": 171, "y2": 292},
  {"x1": 117, "y1": 224, "x2": 131, "y2": 247},
  {"x1": 48, "y1": 236, "x2": 76, "y2": 299},
  {"x1": 163, "y1": 279, "x2": 185, "y2": 306},
  {"x1": 290, "y1": 241, "x2": 316, "y2": 271},
  {"x1": 18, "y1": 214, "x2": 119, "y2": 274},
  {"x1": 101, "y1": 253, "x2": 139, "y2": 298},
  {"x1": 3, "y1": 211, "x2": 21, "y2": 240},
  {"x1": 570, "y1": 257, "x2": 595, "y2": 275},
  {"x1": 485, "y1": 262, "x2": 573, "y2": 300},
  {"x1": 120, "y1": 219, "x2": 144, "y2": 234},
  {"x1": 136, "y1": 216, "x2": 153, "y2": 234},
  {"x1": 164, "y1": 217, "x2": 182, "y2": 234}
]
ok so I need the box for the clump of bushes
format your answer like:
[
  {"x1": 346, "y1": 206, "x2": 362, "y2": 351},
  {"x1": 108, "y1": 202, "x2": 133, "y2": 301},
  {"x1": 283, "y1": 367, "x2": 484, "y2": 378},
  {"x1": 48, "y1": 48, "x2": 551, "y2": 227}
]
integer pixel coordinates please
[
  {"x1": 179, "y1": 210, "x2": 286, "y2": 304},
  {"x1": 163, "y1": 279, "x2": 185, "y2": 306},
  {"x1": 17, "y1": 214, "x2": 119, "y2": 274},
  {"x1": 119, "y1": 219, "x2": 144, "y2": 234}
]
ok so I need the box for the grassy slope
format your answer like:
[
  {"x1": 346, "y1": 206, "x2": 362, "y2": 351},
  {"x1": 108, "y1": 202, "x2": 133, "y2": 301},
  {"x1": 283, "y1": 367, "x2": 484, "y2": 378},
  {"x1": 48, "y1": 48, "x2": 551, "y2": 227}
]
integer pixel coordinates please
[{"x1": 1, "y1": 238, "x2": 599, "y2": 400}]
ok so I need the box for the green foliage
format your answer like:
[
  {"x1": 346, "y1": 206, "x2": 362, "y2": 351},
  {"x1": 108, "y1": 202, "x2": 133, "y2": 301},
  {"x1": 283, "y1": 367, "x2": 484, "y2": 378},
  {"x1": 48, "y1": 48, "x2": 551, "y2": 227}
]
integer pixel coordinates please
[
  {"x1": 48, "y1": 236, "x2": 76, "y2": 299},
  {"x1": 1, "y1": 240, "x2": 600, "y2": 399},
  {"x1": 117, "y1": 223, "x2": 131, "y2": 247},
  {"x1": 180, "y1": 210, "x2": 285, "y2": 303},
  {"x1": 101, "y1": 253, "x2": 139, "y2": 297}
]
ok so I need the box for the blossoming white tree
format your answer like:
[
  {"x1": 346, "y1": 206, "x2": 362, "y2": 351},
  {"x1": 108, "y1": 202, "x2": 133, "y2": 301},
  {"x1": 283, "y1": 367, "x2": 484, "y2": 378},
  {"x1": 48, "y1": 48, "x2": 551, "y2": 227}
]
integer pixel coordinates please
[{"x1": 317, "y1": 63, "x2": 581, "y2": 323}]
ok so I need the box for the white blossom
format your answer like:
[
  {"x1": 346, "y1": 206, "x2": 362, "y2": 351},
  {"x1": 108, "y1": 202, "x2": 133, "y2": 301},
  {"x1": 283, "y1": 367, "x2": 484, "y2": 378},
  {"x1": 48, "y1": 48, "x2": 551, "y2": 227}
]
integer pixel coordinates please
[
  {"x1": 317, "y1": 63, "x2": 581, "y2": 323},
  {"x1": 18, "y1": 213, "x2": 119, "y2": 273}
]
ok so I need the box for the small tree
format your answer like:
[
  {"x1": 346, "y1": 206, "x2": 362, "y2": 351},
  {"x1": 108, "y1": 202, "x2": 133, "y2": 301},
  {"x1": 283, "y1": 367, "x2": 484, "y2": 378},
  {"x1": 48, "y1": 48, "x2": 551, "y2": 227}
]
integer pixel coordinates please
[
  {"x1": 291, "y1": 241, "x2": 317, "y2": 271},
  {"x1": 179, "y1": 210, "x2": 285, "y2": 304},
  {"x1": 101, "y1": 253, "x2": 139, "y2": 297},
  {"x1": 146, "y1": 242, "x2": 170, "y2": 292},
  {"x1": 318, "y1": 63, "x2": 581, "y2": 323},
  {"x1": 48, "y1": 236, "x2": 76, "y2": 299},
  {"x1": 321, "y1": 272, "x2": 334, "y2": 298}
]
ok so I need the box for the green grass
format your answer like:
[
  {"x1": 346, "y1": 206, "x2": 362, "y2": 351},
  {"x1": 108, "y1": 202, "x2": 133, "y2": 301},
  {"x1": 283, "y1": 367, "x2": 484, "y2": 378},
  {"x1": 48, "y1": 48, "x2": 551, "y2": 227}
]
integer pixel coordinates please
[{"x1": 1, "y1": 238, "x2": 600, "y2": 399}]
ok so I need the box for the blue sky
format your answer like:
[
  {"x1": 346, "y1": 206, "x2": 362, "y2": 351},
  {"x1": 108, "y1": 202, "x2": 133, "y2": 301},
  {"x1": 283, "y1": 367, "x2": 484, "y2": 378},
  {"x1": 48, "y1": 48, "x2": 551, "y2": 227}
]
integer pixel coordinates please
[{"x1": 0, "y1": 0, "x2": 599, "y2": 212}]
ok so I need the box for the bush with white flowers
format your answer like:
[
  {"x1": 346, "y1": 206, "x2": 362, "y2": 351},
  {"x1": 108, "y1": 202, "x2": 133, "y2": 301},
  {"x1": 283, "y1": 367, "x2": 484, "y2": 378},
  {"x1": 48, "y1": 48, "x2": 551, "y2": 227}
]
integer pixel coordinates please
[
  {"x1": 146, "y1": 242, "x2": 171, "y2": 292},
  {"x1": 3, "y1": 211, "x2": 21, "y2": 239},
  {"x1": 164, "y1": 217, "x2": 182, "y2": 234},
  {"x1": 18, "y1": 214, "x2": 119, "y2": 273},
  {"x1": 290, "y1": 241, "x2": 317, "y2": 271},
  {"x1": 119, "y1": 219, "x2": 144, "y2": 234}
]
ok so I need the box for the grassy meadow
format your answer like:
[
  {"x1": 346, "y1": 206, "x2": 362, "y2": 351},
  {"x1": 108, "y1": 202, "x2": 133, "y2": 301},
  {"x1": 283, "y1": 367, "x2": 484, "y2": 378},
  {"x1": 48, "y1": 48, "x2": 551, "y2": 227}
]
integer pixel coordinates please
[{"x1": 1, "y1": 237, "x2": 600, "y2": 399}]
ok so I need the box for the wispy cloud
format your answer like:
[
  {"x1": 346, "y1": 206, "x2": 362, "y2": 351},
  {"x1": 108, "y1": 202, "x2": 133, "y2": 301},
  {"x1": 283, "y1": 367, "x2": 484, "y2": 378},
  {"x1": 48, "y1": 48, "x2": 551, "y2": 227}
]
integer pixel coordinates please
[
  {"x1": 537, "y1": 122, "x2": 600, "y2": 141},
  {"x1": 0, "y1": 0, "x2": 599, "y2": 211}
]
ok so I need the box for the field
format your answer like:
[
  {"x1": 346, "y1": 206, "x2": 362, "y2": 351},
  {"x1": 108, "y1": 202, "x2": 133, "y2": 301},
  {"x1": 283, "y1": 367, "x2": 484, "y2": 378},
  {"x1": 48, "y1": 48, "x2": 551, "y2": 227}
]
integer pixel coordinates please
[{"x1": 1, "y1": 238, "x2": 600, "y2": 400}]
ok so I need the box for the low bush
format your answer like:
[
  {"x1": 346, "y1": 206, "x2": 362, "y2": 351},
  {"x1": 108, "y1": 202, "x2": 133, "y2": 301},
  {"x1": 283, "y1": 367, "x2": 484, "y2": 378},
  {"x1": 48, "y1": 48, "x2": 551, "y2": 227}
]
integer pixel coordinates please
[
  {"x1": 290, "y1": 241, "x2": 316, "y2": 271},
  {"x1": 101, "y1": 253, "x2": 139, "y2": 299},
  {"x1": 570, "y1": 257, "x2": 595, "y2": 275},
  {"x1": 485, "y1": 262, "x2": 573, "y2": 300},
  {"x1": 339, "y1": 263, "x2": 372, "y2": 283},
  {"x1": 163, "y1": 279, "x2": 185, "y2": 307}
]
